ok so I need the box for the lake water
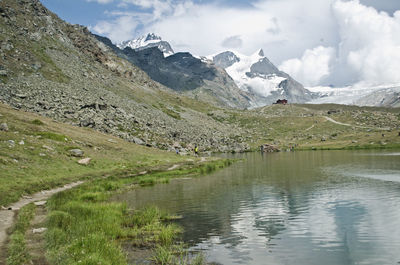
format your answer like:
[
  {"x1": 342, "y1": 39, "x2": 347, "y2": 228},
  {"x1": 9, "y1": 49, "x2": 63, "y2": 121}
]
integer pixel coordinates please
[{"x1": 116, "y1": 150, "x2": 400, "y2": 265}]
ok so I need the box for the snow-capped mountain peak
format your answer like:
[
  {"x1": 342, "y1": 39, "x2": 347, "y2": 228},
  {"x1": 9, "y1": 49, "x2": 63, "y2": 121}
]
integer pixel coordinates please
[
  {"x1": 211, "y1": 49, "x2": 313, "y2": 106},
  {"x1": 117, "y1": 33, "x2": 174, "y2": 57}
]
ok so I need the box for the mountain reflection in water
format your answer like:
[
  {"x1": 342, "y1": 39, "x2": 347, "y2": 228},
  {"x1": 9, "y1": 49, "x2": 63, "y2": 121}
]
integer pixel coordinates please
[{"x1": 114, "y1": 150, "x2": 400, "y2": 265}]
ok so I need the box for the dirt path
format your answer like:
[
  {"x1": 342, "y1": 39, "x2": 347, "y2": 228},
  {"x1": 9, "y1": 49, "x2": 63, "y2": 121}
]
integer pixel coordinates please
[
  {"x1": 305, "y1": 124, "x2": 315, "y2": 131},
  {"x1": 323, "y1": 116, "x2": 390, "y2": 131},
  {"x1": 0, "y1": 181, "x2": 84, "y2": 254},
  {"x1": 167, "y1": 164, "x2": 180, "y2": 171}
]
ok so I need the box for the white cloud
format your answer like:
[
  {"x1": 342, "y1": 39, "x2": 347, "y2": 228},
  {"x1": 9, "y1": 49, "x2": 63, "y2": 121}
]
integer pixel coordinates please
[
  {"x1": 221, "y1": 35, "x2": 243, "y2": 49},
  {"x1": 277, "y1": 0, "x2": 400, "y2": 86},
  {"x1": 142, "y1": 0, "x2": 338, "y2": 62},
  {"x1": 280, "y1": 46, "x2": 335, "y2": 86},
  {"x1": 122, "y1": 0, "x2": 175, "y2": 19},
  {"x1": 92, "y1": 16, "x2": 139, "y2": 43},
  {"x1": 91, "y1": 0, "x2": 400, "y2": 87},
  {"x1": 332, "y1": 0, "x2": 400, "y2": 86}
]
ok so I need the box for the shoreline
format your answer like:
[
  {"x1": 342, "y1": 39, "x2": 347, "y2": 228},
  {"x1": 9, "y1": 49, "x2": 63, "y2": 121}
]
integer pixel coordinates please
[{"x1": 2, "y1": 158, "x2": 232, "y2": 265}]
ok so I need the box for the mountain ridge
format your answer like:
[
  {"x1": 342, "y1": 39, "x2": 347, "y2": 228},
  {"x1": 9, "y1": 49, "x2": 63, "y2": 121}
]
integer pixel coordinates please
[
  {"x1": 211, "y1": 49, "x2": 314, "y2": 106},
  {"x1": 96, "y1": 34, "x2": 256, "y2": 109},
  {"x1": 117, "y1": 33, "x2": 174, "y2": 57}
]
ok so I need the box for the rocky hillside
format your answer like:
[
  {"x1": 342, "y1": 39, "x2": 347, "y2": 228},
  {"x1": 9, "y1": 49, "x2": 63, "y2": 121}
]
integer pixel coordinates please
[
  {"x1": 355, "y1": 87, "x2": 400, "y2": 107},
  {"x1": 0, "y1": 0, "x2": 250, "y2": 153},
  {"x1": 96, "y1": 35, "x2": 254, "y2": 109},
  {"x1": 211, "y1": 50, "x2": 315, "y2": 107}
]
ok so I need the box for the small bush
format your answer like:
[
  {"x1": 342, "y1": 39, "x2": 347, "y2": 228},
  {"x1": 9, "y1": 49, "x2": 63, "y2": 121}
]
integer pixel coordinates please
[
  {"x1": 7, "y1": 232, "x2": 30, "y2": 265},
  {"x1": 131, "y1": 206, "x2": 161, "y2": 227},
  {"x1": 157, "y1": 224, "x2": 180, "y2": 246},
  {"x1": 79, "y1": 192, "x2": 107, "y2": 202},
  {"x1": 139, "y1": 177, "x2": 156, "y2": 186},
  {"x1": 31, "y1": 119, "x2": 44, "y2": 125},
  {"x1": 7, "y1": 203, "x2": 36, "y2": 265},
  {"x1": 34, "y1": 131, "x2": 67, "y2": 142},
  {"x1": 153, "y1": 246, "x2": 174, "y2": 265},
  {"x1": 47, "y1": 210, "x2": 74, "y2": 230}
]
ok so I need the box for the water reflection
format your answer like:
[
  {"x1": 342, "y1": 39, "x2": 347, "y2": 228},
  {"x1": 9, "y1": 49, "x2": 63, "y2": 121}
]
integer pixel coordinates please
[{"x1": 115, "y1": 150, "x2": 400, "y2": 265}]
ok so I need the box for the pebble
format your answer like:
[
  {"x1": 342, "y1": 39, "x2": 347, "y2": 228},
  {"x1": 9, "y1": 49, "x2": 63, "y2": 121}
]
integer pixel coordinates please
[
  {"x1": 34, "y1": 201, "x2": 46, "y2": 206},
  {"x1": 32, "y1": 227, "x2": 47, "y2": 234},
  {"x1": 42, "y1": 145, "x2": 54, "y2": 151}
]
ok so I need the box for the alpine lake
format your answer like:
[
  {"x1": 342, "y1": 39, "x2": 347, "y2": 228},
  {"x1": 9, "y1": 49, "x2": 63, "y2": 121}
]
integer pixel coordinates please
[{"x1": 114, "y1": 150, "x2": 400, "y2": 265}]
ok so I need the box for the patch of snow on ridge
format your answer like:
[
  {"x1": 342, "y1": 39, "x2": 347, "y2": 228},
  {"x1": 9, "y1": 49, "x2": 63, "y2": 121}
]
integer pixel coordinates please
[
  {"x1": 225, "y1": 49, "x2": 286, "y2": 97},
  {"x1": 307, "y1": 83, "x2": 400, "y2": 106},
  {"x1": 118, "y1": 33, "x2": 174, "y2": 57}
]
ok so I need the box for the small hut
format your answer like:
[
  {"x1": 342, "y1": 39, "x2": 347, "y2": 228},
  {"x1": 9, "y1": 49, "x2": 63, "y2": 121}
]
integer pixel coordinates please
[{"x1": 274, "y1": 99, "x2": 288, "y2": 105}]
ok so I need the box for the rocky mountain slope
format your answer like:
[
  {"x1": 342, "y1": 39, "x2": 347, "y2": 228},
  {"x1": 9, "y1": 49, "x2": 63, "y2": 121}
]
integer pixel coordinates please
[
  {"x1": 211, "y1": 50, "x2": 314, "y2": 107},
  {"x1": 96, "y1": 35, "x2": 255, "y2": 109},
  {"x1": 118, "y1": 33, "x2": 174, "y2": 57},
  {"x1": 0, "y1": 0, "x2": 250, "y2": 152}
]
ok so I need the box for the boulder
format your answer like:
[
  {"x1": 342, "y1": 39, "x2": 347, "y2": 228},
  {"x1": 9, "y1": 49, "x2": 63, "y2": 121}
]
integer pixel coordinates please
[
  {"x1": 0, "y1": 123, "x2": 8, "y2": 131},
  {"x1": 132, "y1": 137, "x2": 145, "y2": 145},
  {"x1": 78, "y1": 157, "x2": 91, "y2": 165},
  {"x1": 69, "y1": 149, "x2": 84, "y2": 157}
]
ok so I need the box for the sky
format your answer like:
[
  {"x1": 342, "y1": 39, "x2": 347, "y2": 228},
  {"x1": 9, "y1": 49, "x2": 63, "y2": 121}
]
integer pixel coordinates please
[{"x1": 41, "y1": 0, "x2": 400, "y2": 87}]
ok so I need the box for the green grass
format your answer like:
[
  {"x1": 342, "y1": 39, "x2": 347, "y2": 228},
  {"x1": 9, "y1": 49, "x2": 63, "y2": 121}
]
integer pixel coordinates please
[
  {"x1": 0, "y1": 103, "x2": 190, "y2": 207},
  {"x1": 43, "y1": 159, "x2": 229, "y2": 265},
  {"x1": 33, "y1": 131, "x2": 68, "y2": 142},
  {"x1": 31, "y1": 119, "x2": 45, "y2": 126},
  {"x1": 7, "y1": 203, "x2": 36, "y2": 265},
  {"x1": 32, "y1": 45, "x2": 70, "y2": 84}
]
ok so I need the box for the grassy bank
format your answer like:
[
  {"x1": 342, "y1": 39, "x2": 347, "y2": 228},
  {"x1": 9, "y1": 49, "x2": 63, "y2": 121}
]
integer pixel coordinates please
[
  {"x1": 44, "y1": 159, "x2": 231, "y2": 264},
  {"x1": 0, "y1": 103, "x2": 191, "y2": 207},
  {"x1": 7, "y1": 203, "x2": 36, "y2": 265}
]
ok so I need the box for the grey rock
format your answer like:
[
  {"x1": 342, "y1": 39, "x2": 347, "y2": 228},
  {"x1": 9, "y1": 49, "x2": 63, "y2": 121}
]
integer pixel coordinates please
[
  {"x1": 0, "y1": 70, "x2": 7, "y2": 76},
  {"x1": 15, "y1": 93, "x2": 27, "y2": 99},
  {"x1": 0, "y1": 123, "x2": 8, "y2": 131},
  {"x1": 42, "y1": 145, "x2": 54, "y2": 151},
  {"x1": 132, "y1": 137, "x2": 145, "y2": 145},
  {"x1": 69, "y1": 149, "x2": 84, "y2": 157},
  {"x1": 212, "y1": 51, "x2": 240, "y2": 68},
  {"x1": 32, "y1": 227, "x2": 47, "y2": 234}
]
